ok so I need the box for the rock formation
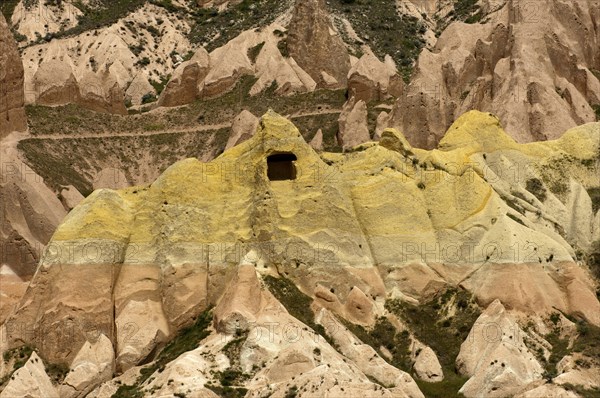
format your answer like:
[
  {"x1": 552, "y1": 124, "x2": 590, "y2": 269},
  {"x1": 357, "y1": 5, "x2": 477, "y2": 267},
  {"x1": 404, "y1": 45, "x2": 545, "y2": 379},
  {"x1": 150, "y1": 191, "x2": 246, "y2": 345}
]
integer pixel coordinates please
[
  {"x1": 347, "y1": 52, "x2": 403, "y2": 102},
  {"x1": 0, "y1": 13, "x2": 27, "y2": 138},
  {"x1": 0, "y1": 123, "x2": 66, "y2": 283},
  {"x1": 225, "y1": 109, "x2": 259, "y2": 149},
  {"x1": 159, "y1": 48, "x2": 210, "y2": 107},
  {"x1": 309, "y1": 128, "x2": 323, "y2": 150},
  {"x1": 2, "y1": 111, "x2": 598, "y2": 390},
  {"x1": 0, "y1": 1, "x2": 599, "y2": 395},
  {"x1": 287, "y1": 0, "x2": 351, "y2": 89},
  {"x1": 59, "y1": 334, "x2": 114, "y2": 398},
  {"x1": 337, "y1": 98, "x2": 371, "y2": 149},
  {"x1": 456, "y1": 300, "x2": 543, "y2": 397},
  {"x1": 0, "y1": 351, "x2": 59, "y2": 398},
  {"x1": 412, "y1": 345, "x2": 444, "y2": 382},
  {"x1": 20, "y1": 2, "x2": 193, "y2": 112},
  {"x1": 387, "y1": 0, "x2": 600, "y2": 148}
]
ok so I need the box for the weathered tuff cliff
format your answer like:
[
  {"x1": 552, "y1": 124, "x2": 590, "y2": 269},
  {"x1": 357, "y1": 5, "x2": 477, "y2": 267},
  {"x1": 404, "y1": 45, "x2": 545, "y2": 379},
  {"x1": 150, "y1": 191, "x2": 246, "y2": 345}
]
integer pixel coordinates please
[
  {"x1": 0, "y1": 12, "x2": 65, "y2": 316},
  {"x1": 387, "y1": 0, "x2": 600, "y2": 148},
  {"x1": 1, "y1": 110, "x2": 599, "y2": 397},
  {"x1": 0, "y1": 13, "x2": 26, "y2": 138}
]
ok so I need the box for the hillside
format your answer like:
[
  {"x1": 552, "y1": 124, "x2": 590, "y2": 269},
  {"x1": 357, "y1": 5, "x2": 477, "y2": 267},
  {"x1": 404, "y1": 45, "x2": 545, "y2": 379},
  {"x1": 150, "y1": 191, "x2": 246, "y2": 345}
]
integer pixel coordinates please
[
  {"x1": 1, "y1": 110, "x2": 600, "y2": 397},
  {"x1": 0, "y1": 1, "x2": 599, "y2": 397}
]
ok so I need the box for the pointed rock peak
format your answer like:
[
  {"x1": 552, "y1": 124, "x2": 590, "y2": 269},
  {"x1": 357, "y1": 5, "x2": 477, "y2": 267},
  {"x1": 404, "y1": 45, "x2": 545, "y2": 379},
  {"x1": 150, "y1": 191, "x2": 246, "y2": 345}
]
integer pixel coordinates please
[
  {"x1": 482, "y1": 298, "x2": 506, "y2": 316},
  {"x1": 226, "y1": 110, "x2": 259, "y2": 149},
  {"x1": 0, "y1": 12, "x2": 27, "y2": 138},
  {"x1": 287, "y1": 0, "x2": 350, "y2": 88},
  {"x1": 214, "y1": 260, "x2": 265, "y2": 334},
  {"x1": 379, "y1": 128, "x2": 414, "y2": 156},
  {"x1": 337, "y1": 98, "x2": 370, "y2": 149},
  {"x1": 59, "y1": 334, "x2": 114, "y2": 398},
  {"x1": 309, "y1": 129, "x2": 324, "y2": 150},
  {"x1": 438, "y1": 110, "x2": 517, "y2": 152},
  {"x1": 258, "y1": 109, "x2": 302, "y2": 140},
  {"x1": 0, "y1": 351, "x2": 59, "y2": 398}
]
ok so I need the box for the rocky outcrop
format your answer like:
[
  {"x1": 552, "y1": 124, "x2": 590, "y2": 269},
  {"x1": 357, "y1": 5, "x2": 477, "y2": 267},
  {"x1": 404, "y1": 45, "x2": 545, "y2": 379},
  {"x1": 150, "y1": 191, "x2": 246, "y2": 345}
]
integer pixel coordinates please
[
  {"x1": 287, "y1": 0, "x2": 350, "y2": 89},
  {"x1": 159, "y1": 47, "x2": 210, "y2": 107},
  {"x1": 0, "y1": 351, "x2": 59, "y2": 398},
  {"x1": 412, "y1": 345, "x2": 444, "y2": 382},
  {"x1": 201, "y1": 23, "x2": 317, "y2": 99},
  {"x1": 516, "y1": 384, "x2": 579, "y2": 398},
  {"x1": 348, "y1": 52, "x2": 403, "y2": 102},
  {"x1": 0, "y1": 268, "x2": 27, "y2": 325},
  {"x1": 34, "y1": 59, "x2": 80, "y2": 106},
  {"x1": 20, "y1": 3, "x2": 193, "y2": 112},
  {"x1": 374, "y1": 111, "x2": 390, "y2": 140},
  {"x1": 11, "y1": 0, "x2": 83, "y2": 43},
  {"x1": 316, "y1": 308, "x2": 425, "y2": 398},
  {"x1": 60, "y1": 185, "x2": 85, "y2": 211},
  {"x1": 78, "y1": 70, "x2": 127, "y2": 114},
  {"x1": 225, "y1": 110, "x2": 259, "y2": 149},
  {"x1": 0, "y1": 13, "x2": 27, "y2": 138},
  {"x1": 1, "y1": 111, "x2": 599, "y2": 396},
  {"x1": 337, "y1": 98, "x2": 370, "y2": 148},
  {"x1": 32, "y1": 61, "x2": 127, "y2": 114},
  {"x1": 309, "y1": 128, "x2": 323, "y2": 150},
  {"x1": 0, "y1": 144, "x2": 67, "y2": 278},
  {"x1": 96, "y1": 258, "x2": 424, "y2": 397},
  {"x1": 456, "y1": 300, "x2": 543, "y2": 397},
  {"x1": 59, "y1": 334, "x2": 115, "y2": 398},
  {"x1": 387, "y1": 0, "x2": 600, "y2": 148}
]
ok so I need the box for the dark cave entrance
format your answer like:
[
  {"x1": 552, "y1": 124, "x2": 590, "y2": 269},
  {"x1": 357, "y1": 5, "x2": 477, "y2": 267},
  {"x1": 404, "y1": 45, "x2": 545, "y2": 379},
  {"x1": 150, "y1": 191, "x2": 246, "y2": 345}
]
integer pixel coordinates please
[{"x1": 267, "y1": 153, "x2": 297, "y2": 181}]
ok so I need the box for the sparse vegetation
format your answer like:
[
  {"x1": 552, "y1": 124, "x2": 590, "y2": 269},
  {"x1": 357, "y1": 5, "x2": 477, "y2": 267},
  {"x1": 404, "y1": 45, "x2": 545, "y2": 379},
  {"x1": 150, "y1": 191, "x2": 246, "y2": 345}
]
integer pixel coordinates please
[
  {"x1": 327, "y1": 0, "x2": 426, "y2": 82},
  {"x1": 277, "y1": 38, "x2": 289, "y2": 58},
  {"x1": 247, "y1": 41, "x2": 265, "y2": 63},
  {"x1": 541, "y1": 328, "x2": 569, "y2": 380},
  {"x1": 141, "y1": 92, "x2": 157, "y2": 104},
  {"x1": 0, "y1": 345, "x2": 68, "y2": 389},
  {"x1": 284, "y1": 385, "x2": 299, "y2": 398},
  {"x1": 0, "y1": 345, "x2": 35, "y2": 388},
  {"x1": 593, "y1": 104, "x2": 600, "y2": 122},
  {"x1": 58, "y1": 0, "x2": 147, "y2": 40},
  {"x1": 341, "y1": 316, "x2": 412, "y2": 372},
  {"x1": 113, "y1": 307, "x2": 213, "y2": 397},
  {"x1": 263, "y1": 275, "x2": 338, "y2": 348},
  {"x1": 18, "y1": 126, "x2": 227, "y2": 196},
  {"x1": 562, "y1": 383, "x2": 600, "y2": 398},
  {"x1": 188, "y1": 0, "x2": 290, "y2": 52},
  {"x1": 387, "y1": 288, "x2": 481, "y2": 397},
  {"x1": 571, "y1": 320, "x2": 600, "y2": 362},
  {"x1": 205, "y1": 385, "x2": 249, "y2": 398},
  {"x1": 507, "y1": 213, "x2": 526, "y2": 227},
  {"x1": 525, "y1": 178, "x2": 547, "y2": 202},
  {"x1": 0, "y1": 0, "x2": 20, "y2": 20},
  {"x1": 149, "y1": 0, "x2": 180, "y2": 13}
]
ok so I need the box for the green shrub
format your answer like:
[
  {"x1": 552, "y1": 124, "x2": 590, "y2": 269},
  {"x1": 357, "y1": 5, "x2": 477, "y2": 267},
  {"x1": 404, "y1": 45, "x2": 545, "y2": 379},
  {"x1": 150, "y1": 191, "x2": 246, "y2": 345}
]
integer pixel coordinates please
[
  {"x1": 526, "y1": 178, "x2": 547, "y2": 202},
  {"x1": 149, "y1": 75, "x2": 171, "y2": 96},
  {"x1": 188, "y1": 0, "x2": 289, "y2": 52},
  {"x1": 263, "y1": 275, "x2": 337, "y2": 348},
  {"x1": 247, "y1": 41, "x2": 265, "y2": 63},
  {"x1": 328, "y1": 0, "x2": 425, "y2": 82},
  {"x1": 386, "y1": 288, "x2": 481, "y2": 396},
  {"x1": 592, "y1": 104, "x2": 600, "y2": 122},
  {"x1": 0, "y1": 0, "x2": 20, "y2": 20},
  {"x1": 141, "y1": 93, "x2": 157, "y2": 104}
]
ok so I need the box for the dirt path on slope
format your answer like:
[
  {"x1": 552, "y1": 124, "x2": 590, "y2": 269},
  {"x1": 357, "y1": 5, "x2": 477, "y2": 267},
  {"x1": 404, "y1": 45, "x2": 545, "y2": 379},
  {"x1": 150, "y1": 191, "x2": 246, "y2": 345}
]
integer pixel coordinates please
[{"x1": 23, "y1": 109, "x2": 342, "y2": 141}]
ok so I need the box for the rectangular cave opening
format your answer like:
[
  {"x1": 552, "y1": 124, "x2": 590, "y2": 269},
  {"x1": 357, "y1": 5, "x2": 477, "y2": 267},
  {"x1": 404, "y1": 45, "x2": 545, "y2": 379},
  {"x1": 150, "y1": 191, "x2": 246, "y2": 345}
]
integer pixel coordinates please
[{"x1": 267, "y1": 153, "x2": 297, "y2": 181}]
